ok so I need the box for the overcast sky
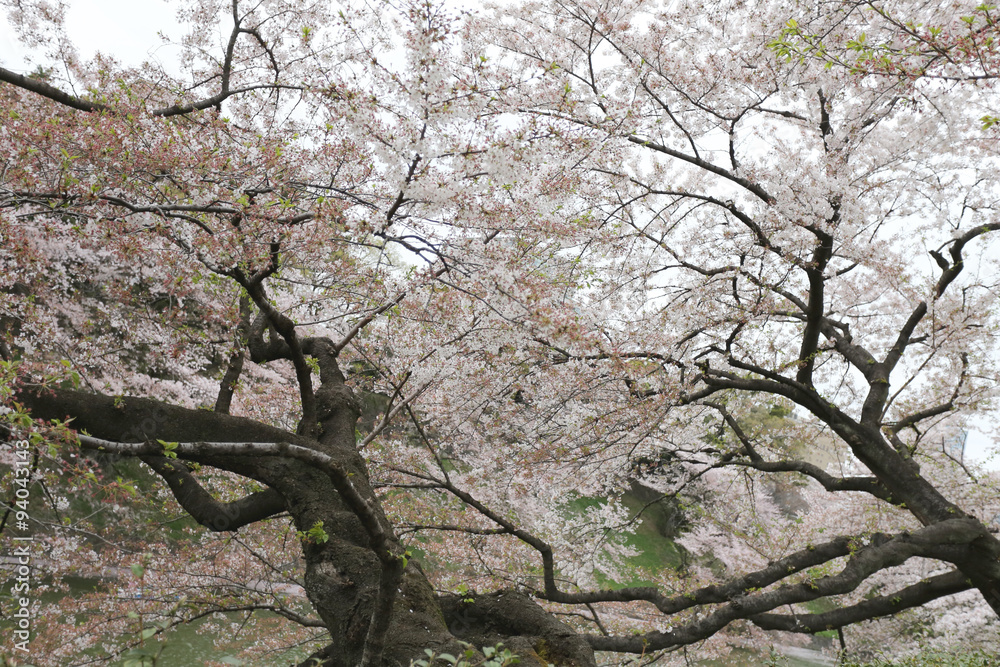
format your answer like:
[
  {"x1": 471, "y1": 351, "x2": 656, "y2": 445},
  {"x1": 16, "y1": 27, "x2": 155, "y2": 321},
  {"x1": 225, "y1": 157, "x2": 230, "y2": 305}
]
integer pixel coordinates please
[{"x1": 1, "y1": 0, "x2": 180, "y2": 73}]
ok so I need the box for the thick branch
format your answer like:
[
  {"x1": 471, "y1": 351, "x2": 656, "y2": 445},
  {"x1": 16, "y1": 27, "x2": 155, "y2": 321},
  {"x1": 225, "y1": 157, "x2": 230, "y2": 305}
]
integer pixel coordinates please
[
  {"x1": 419, "y1": 464, "x2": 872, "y2": 619},
  {"x1": 860, "y1": 301, "x2": 928, "y2": 425},
  {"x1": 214, "y1": 351, "x2": 245, "y2": 414},
  {"x1": 729, "y1": 459, "x2": 894, "y2": 503},
  {"x1": 215, "y1": 295, "x2": 252, "y2": 414},
  {"x1": 0, "y1": 66, "x2": 107, "y2": 112},
  {"x1": 556, "y1": 534, "x2": 855, "y2": 613},
  {"x1": 751, "y1": 569, "x2": 971, "y2": 633},
  {"x1": 141, "y1": 455, "x2": 285, "y2": 531},
  {"x1": 587, "y1": 519, "x2": 987, "y2": 653},
  {"x1": 817, "y1": 89, "x2": 833, "y2": 142},
  {"x1": 73, "y1": 436, "x2": 397, "y2": 559},
  {"x1": 247, "y1": 311, "x2": 292, "y2": 363},
  {"x1": 75, "y1": 435, "x2": 405, "y2": 667},
  {"x1": 795, "y1": 226, "x2": 834, "y2": 385},
  {"x1": 18, "y1": 385, "x2": 407, "y2": 665},
  {"x1": 0, "y1": 68, "x2": 303, "y2": 118}
]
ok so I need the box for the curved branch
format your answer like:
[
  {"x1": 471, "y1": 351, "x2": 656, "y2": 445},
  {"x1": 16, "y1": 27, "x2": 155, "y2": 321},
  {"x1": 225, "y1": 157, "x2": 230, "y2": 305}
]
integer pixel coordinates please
[
  {"x1": 141, "y1": 455, "x2": 286, "y2": 532},
  {"x1": 934, "y1": 222, "x2": 1000, "y2": 298},
  {"x1": 587, "y1": 519, "x2": 988, "y2": 653},
  {"x1": 74, "y1": 436, "x2": 396, "y2": 552},
  {"x1": 625, "y1": 135, "x2": 775, "y2": 204},
  {"x1": 151, "y1": 84, "x2": 305, "y2": 117},
  {"x1": 400, "y1": 467, "x2": 908, "y2": 627},
  {"x1": 0, "y1": 66, "x2": 106, "y2": 112},
  {"x1": 729, "y1": 459, "x2": 895, "y2": 503},
  {"x1": 751, "y1": 569, "x2": 971, "y2": 633},
  {"x1": 74, "y1": 434, "x2": 404, "y2": 667},
  {"x1": 559, "y1": 533, "x2": 855, "y2": 613},
  {"x1": 228, "y1": 255, "x2": 319, "y2": 438},
  {"x1": 704, "y1": 396, "x2": 893, "y2": 501},
  {"x1": 246, "y1": 311, "x2": 292, "y2": 363},
  {"x1": 0, "y1": 65, "x2": 303, "y2": 117},
  {"x1": 19, "y1": 384, "x2": 409, "y2": 665}
]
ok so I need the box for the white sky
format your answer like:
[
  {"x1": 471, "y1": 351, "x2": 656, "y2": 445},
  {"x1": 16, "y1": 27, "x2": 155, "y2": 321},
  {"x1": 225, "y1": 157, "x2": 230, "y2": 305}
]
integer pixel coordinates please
[
  {"x1": 2, "y1": 1, "x2": 997, "y2": 470},
  {"x1": 65, "y1": 0, "x2": 178, "y2": 62},
  {"x1": 964, "y1": 420, "x2": 998, "y2": 471},
  {"x1": 1, "y1": 0, "x2": 180, "y2": 73}
]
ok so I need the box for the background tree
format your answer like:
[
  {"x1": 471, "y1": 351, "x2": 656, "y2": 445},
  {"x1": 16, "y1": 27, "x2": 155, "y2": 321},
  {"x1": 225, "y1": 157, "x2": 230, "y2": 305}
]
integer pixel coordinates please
[{"x1": 1, "y1": 0, "x2": 999, "y2": 665}]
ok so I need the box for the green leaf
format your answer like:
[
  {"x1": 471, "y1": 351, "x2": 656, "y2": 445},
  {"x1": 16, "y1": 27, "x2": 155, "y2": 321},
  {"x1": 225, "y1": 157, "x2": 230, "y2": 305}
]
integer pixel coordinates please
[{"x1": 157, "y1": 439, "x2": 179, "y2": 459}]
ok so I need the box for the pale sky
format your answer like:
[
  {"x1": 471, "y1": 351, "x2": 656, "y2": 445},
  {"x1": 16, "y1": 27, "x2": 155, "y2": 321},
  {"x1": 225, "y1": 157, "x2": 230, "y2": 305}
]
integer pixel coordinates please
[
  {"x1": 1, "y1": 0, "x2": 180, "y2": 72},
  {"x1": 66, "y1": 0, "x2": 178, "y2": 61}
]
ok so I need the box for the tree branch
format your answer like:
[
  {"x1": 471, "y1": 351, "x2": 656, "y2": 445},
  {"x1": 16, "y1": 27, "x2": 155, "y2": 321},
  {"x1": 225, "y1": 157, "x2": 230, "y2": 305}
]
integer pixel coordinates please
[
  {"x1": 626, "y1": 135, "x2": 775, "y2": 204},
  {"x1": 934, "y1": 222, "x2": 1000, "y2": 298},
  {"x1": 587, "y1": 519, "x2": 988, "y2": 653},
  {"x1": 140, "y1": 455, "x2": 286, "y2": 531},
  {"x1": 795, "y1": 224, "x2": 835, "y2": 385},
  {"x1": 751, "y1": 569, "x2": 971, "y2": 632},
  {"x1": 728, "y1": 458, "x2": 895, "y2": 503},
  {"x1": 0, "y1": 66, "x2": 106, "y2": 112},
  {"x1": 73, "y1": 434, "x2": 405, "y2": 667},
  {"x1": 215, "y1": 295, "x2": 252, "y2": 414},
  {"x1": 228, "y1": 253, "x2": 319, "y2": 438},
  {"x1": 0, "y1": 65, "x2": 303, "y2": 117},
  {"x1": 184, "y1": 602, "x2": 326, "y2": 628}
]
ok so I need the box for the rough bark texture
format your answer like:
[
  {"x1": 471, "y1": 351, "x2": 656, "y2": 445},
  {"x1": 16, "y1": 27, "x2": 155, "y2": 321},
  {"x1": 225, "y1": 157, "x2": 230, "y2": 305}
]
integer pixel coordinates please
[
  {"x1": 17, "y1": 382, "x2": 598, "y2": 666},
  {"x1": 439, "y1": 591, "x2": 598, "y2": 667}
]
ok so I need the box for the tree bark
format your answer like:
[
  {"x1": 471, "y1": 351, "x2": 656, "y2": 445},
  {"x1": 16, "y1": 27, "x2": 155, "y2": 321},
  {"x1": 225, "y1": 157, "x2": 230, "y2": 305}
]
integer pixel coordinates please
[{"x1": 17, "y1": 383, "x2": 598, "y2": 666}]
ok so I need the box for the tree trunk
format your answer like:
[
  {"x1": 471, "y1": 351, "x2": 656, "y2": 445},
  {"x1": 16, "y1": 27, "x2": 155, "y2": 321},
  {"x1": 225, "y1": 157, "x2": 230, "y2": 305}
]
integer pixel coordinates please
[{"x1": 17, "y1": 384, "x2": 597, "y2": 666}]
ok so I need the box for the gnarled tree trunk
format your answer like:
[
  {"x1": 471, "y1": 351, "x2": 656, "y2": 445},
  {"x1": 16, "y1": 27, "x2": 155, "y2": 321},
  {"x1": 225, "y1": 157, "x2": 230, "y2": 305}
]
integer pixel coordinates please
[{"x1": 18, "y1": 379, "x2": 597, "y2": 666}]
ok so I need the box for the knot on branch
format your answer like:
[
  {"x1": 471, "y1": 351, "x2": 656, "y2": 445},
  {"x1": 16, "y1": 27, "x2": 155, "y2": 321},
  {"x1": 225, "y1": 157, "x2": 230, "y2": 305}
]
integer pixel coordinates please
[{"x1": 247, "y1": 311, "x2": 292, "y2": 362}]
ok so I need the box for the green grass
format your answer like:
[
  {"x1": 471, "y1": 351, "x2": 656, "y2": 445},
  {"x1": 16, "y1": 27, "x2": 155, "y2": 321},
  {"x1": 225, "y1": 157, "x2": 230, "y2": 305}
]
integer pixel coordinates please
[
  {"x1": 560, "y1": 491, "x2": 684, "y2": 589},
  {"x1": 617, "y1": 490, "x2": 684, "y2": 579}
]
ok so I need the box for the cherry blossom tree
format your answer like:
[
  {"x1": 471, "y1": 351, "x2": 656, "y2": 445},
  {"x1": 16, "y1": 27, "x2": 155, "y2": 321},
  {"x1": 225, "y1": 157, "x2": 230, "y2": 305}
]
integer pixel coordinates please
[
  {"x1": 1, "y1": 0, "x2": 999, "y2": 665},
  {"x1": 458, "y1": 0, "x2": 1000, "y2": 657},
  {"x1": 769, "y1": 0, "x2": 999, "y2": 100}
]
